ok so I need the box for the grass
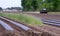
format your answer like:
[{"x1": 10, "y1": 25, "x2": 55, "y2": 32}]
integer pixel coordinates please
[
  {"x1": 48, "y1": 12, "x2": 60, "y2": 14},
  {"x1": 0, "y1": 13, "x2": 43, "y2": 26}
]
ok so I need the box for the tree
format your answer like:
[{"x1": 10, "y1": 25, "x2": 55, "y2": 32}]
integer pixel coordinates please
[
  {"x1": 0, "y1": 7, "x2": 2, "y2": 11},
  {"x1": 22, "y1": 0, "x2": 38, "y2": 11},
  {"x1": 47, "y1": 0, "x2": 60, "y2": 11},
  {"x1": 32, "y1": 0, "x2": 38, "y2": 10},
  {"x1": 21, "y1": 0, "x2": 60, "y2": 11}
]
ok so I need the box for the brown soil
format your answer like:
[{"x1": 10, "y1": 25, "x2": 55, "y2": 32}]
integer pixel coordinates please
[
  {"x1": 0, "y1": 30, "x2": 24, "y2": 36},
  {"x1": 0, "y1": 20, "x2": 22, "y2": 36},
  {"x1": 39, "y1": 25, "x2": 60, "y2": 34},
  {"x1": 1, "y1": 14, "x2": 60, "y2": 36},
  {"x1": 0, "y1": 18, "x2": 42, "y2": 36},
  {"x1": 26, "y1": 13, "x2": 60, "y2": 20},
  {"x1": 0, "y1": 24, "x2": 5, "y2": 32},
  {"x1": 0, "y1": 18, "x2": 28, "y2": 36},
  {"x1": 24, "y1": 13, "x2": 60, "y2": 36},
  {"x1": 36, "y1": 25, "x2": 60, "y2": 36}
]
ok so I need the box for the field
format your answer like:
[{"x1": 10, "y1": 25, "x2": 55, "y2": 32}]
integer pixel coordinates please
[
  {"x1": 0, "y1": 12, "x2": 60, "y2": 36},
  {"x1": 48, "y1": 12, "x2": 60, "y2": 14},
  {"x1": 0, "y1": 13, "x2": 43, "y2": 26}
]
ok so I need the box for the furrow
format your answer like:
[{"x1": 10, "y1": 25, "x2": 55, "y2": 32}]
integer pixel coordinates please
[
  {"x1": 0, "y1": 20, "x2": 14, "y2": 30},
  {"x1": 0, "y1": 16, "x2": 32, "y2": 31}
]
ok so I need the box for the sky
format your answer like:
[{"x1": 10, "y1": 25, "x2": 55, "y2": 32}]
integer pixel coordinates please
[{"x1": 0, "y1": 0, "x2": 22, "y2": 9}]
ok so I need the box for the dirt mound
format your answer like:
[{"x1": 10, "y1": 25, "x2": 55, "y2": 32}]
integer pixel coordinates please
[{"x1": 0, "y1": 30, "x2": 25, "y2": 36}]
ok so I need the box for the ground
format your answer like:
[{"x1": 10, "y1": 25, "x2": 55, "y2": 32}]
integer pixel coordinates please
[{"x1": 0, "y1": 11, "x2": 60, "y2": 36}]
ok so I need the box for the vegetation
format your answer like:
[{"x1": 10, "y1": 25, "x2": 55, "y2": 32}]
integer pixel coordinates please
[
  {"x1": 21, "y1": 0, "x2": 38, "y2": 11},
  {"x1": 0, "y1": 13, "x2": 43, "y2": 26},
  {"x1": 21, "y1": 0, "x2": 60, "y2": 11},
  {"x1": 0, "y1": 7, "x2": 3, "y2": 10},
  {"x1": 6, "y1": 7, "x2": 22, "y2": 10}
]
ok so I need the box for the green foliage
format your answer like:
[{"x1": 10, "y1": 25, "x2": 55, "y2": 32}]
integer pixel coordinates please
[
  {"x1": 22, "y1": 0, "x2": 33, "y2": 11},
  {"x1": 0, "y1": 7, "x2": 2, "y2": 10},
  {"x1": 47, "y1": 0, "x2": 60, "y2": 11},
  {"x1": 0, "y1": 13, "x2": 43, "y2": 26},
  {"x1": 22, "y1": 0, "x2": 60, "y2": 11},
  {"x1": 22, "y1": 0, "x2": 38, "y2": 11},
  {"x1": 31, "y1": 0, "x2": 38, "y2": 10}
]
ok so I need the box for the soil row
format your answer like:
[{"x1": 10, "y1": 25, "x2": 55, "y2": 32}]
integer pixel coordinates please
[
  {"x1": 24, "y1": 13, "x2": 60, "y2": 36},
  {"x1": 0, "y1": 16, "x2": 60, "y2": 36}
]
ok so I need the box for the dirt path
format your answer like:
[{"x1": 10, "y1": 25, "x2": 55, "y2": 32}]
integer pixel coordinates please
[
  {"x1": 26, "y1": 13, "x2": 60, "y2": 20},
  {"x1": 37, "y1": 25, "x2": 60, "y2": 34}
]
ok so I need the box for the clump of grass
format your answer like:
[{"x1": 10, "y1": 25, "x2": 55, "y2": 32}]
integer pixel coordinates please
[{"x1": 0, "y1": 13, "x2": 43, "y2": 26}]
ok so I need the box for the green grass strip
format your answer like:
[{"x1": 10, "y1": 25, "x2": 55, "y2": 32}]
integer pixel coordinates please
[{"x1": 0, "y1": 13, "x2": 43, "y2": 26}]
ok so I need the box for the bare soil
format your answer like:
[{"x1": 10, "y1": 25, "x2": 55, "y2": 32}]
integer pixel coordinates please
[
  {"x1": 26, "y1": 13, "x2": 60, "y2": 20},
  {"x1": 1, "y1": 13, "x2": 60, "y2": 36},
  {"x1": 24, "y1": 13, "x2": 60, "y2": 36},
  {"x1": 0, "y1": 30, "x2": 25, "y2": 36}
]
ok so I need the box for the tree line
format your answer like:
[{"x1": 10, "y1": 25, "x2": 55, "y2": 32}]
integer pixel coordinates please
[{"x1": 22, "y1": 0, "x2": 60, "y2": 12}]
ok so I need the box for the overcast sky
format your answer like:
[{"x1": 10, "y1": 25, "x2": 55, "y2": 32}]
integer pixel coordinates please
[{"x1": 0, "y1": 0, "x2": 21, "y2": 9}]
